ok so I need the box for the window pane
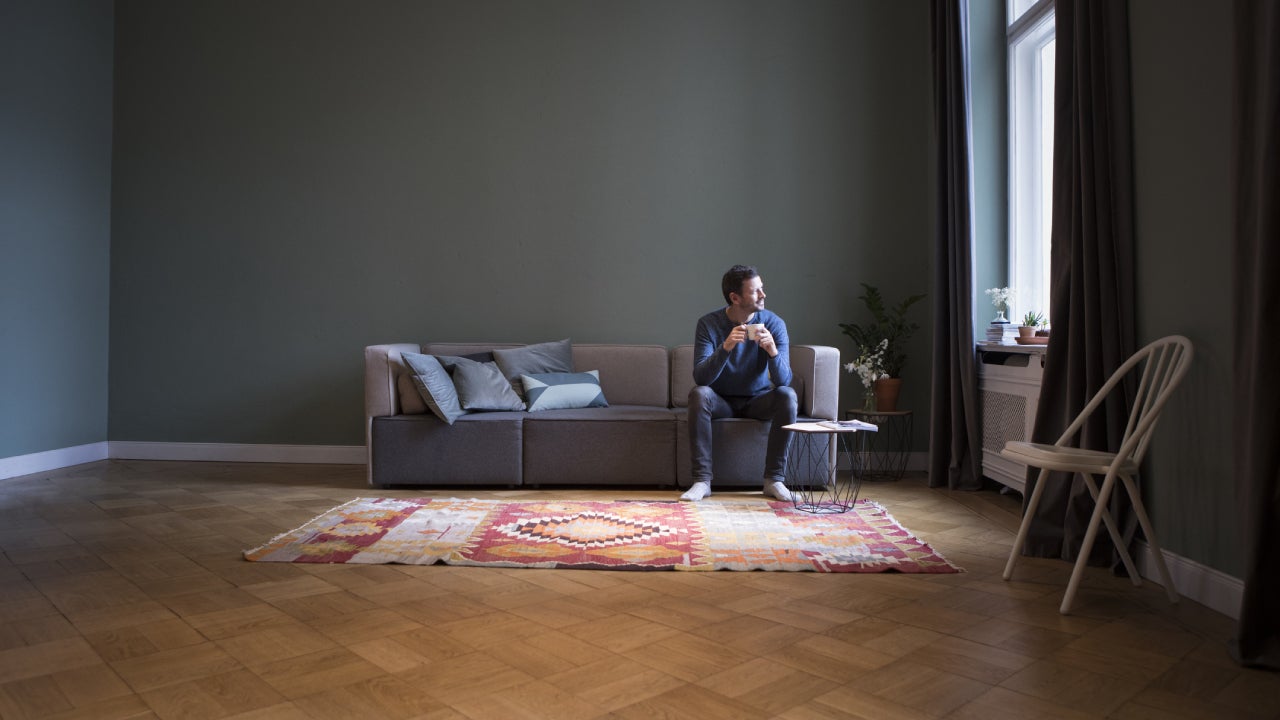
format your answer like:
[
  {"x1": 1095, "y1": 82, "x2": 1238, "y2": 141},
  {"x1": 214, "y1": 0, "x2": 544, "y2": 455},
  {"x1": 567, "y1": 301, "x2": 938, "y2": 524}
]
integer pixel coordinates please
[
  {"x1": 1008, "y1": 12, "x2": 1055, "y2": 324},
  {"x1": 1038, "y1": 38, "x2": 1054, "y2": 318},
  {"x1": 1009, "y1": 0, "x2": 1039, "y2": 25}
]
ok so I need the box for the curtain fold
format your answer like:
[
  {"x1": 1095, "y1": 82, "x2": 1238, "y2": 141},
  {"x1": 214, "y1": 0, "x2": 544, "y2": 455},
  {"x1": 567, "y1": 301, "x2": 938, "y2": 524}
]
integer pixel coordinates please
[
  {"x1": 1022, "y1": 0, "x2": 1137, "y2": 563},
  {"x1": 928, "y1": 0, "x2": 984, "y2": 491},
  {"x1": 1230, "y1": 0, "x2": 1280, "y2": 672}
]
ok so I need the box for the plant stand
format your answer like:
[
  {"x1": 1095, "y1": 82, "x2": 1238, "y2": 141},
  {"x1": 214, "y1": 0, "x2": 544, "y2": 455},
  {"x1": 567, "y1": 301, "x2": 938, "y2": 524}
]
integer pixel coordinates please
[{"x1": 844, "y1": 409, "x2": 913, "y2": 482}]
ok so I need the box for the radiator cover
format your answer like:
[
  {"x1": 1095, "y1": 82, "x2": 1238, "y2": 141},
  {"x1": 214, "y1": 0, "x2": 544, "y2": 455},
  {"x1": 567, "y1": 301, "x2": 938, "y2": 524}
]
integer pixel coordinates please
[{"x1": 977, "y1": 346, "x2": 1045, "y2": 493}]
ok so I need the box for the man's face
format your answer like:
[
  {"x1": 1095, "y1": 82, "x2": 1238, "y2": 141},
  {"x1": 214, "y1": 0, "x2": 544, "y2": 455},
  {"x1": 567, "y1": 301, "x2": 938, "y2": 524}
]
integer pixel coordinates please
[{"x1": 733, "y1": 276, "x2": 767, "y2": 312}]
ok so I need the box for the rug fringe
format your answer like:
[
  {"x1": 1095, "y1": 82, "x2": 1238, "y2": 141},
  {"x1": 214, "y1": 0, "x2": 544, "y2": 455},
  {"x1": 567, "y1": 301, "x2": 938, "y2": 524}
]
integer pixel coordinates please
[{"x1": 242, "y1": 496, "x2": 370, "y2": 559}]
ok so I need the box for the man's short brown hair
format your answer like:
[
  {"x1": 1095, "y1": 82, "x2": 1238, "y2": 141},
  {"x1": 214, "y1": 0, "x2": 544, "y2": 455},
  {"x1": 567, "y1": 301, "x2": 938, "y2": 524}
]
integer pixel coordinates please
[{"x1": 721, "y1": 264, "x2": 758, "y2": 304}]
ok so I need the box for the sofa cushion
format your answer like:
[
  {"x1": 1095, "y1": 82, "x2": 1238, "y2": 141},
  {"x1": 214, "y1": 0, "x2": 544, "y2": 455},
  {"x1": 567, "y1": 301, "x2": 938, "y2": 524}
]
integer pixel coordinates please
[
  {"x1": 371, "y1": 413, "x2": 523, "y2": 486},
  {"x1": 522, "y1": 370, "x2": 608, "y2": 412},
  {"x1": 396, "y1": 372, "x2": 427, "y2": 415},
  {"x1": 438, "y1": 356, "x2": 526, "y2": 412},
  {"x1": 422, "y1": 342, "x2": 519, "y2": 357},
  {"x1": 402, "y1": 352, "x2": 466, "y2": 424},
  {"x1": 572, "y1": 344, "x2": 669, "y2": 407},
  {"x1": 493, "y1": 339, "x2": 573, "y2": 398},
  {"x1": 520, "y1": 405, "x2": 674, "y2": 422},
  {"x1": 522, "y1": 405, "x2": 677, "y2": 486}
]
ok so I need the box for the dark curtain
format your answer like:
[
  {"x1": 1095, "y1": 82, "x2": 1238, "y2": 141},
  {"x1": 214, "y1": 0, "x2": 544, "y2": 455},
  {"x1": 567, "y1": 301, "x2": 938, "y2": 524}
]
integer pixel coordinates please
[
  {"x1": 1022, "y1": 0, "x2": 1137, "y2": 563},
  {"x1": 1231, "y1": 0, "x2": 1280, "y2": 671},
  {"x1": 928, "y1": 0, "x2": 984, "y2": 491}
]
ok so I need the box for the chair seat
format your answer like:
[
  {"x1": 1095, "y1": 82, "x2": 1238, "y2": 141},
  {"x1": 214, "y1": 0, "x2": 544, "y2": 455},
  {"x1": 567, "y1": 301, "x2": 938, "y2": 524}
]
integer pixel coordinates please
[{"x1": 1001, "y1": 441, "x2": 1139, "y2": 476}]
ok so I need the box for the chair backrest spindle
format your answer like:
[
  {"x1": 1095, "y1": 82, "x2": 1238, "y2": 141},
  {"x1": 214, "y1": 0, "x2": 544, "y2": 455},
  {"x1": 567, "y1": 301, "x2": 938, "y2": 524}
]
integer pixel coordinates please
[{"x1": 1052, "y1": 336, "x2": 1193, "y2": 465}]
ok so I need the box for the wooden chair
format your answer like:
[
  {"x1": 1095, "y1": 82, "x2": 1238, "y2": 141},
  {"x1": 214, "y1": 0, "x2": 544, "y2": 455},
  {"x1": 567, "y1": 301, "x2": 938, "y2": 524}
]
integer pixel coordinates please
[{"x1": 1001, "y1": 335, "x2": 1194, "y2": 614}]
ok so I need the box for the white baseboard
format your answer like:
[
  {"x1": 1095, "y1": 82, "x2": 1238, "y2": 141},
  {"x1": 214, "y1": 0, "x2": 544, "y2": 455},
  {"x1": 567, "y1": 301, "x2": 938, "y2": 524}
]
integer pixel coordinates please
[
  {"x1": 108, "y1": 442, "x2": 365, "y2": 465},
  {"x1": 1, "y1": 442, "x2": 365, "y2": 480},
  {"x1": 0, "y1": 442, "x2": 110, "y2": 480},
  {"x1": 1134, "y1": 539, "x2": 1243, "y2": 620}
]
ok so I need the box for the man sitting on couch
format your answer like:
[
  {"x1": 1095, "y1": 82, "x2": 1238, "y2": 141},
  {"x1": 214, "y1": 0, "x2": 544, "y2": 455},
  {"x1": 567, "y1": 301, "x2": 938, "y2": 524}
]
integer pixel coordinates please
[{"x1": 681, "y1": 264, "x2": 798, "y2": 502}]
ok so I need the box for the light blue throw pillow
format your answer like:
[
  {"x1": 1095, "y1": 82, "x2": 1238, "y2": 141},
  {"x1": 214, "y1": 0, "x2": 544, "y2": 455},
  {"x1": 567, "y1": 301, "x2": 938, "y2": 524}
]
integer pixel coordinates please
[
  {"x1": 401, "y1": 352, "x2": 466, "y2": 424},
  {"x1": 521, "y1": 370, "x2": 608, "y2": 412},
  {"x1": 437, "y1": 355, "x2": 526, "y2": 412}
]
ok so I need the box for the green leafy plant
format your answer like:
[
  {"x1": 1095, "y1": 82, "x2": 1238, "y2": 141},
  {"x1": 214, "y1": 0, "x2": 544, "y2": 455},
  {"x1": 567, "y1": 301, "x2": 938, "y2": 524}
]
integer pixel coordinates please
[
  {"x1": 838, "y1": 284, "x2": 926, "y2": 378},
  {"x1": 1022, "y1": 310, "x2": 1045, "y2": 328}
]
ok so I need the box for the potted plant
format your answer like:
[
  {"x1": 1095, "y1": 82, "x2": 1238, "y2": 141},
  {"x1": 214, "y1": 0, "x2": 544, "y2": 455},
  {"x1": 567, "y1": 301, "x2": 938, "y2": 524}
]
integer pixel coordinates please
[
  {"x1": 839, "y1": 284, "x2": 925, "y2": 412},
  {"x1": 844, "y1": 339, "x2": 889, "y2": 411},
  {"x1": 1019, "y1": 310, "x2": 1044, "y2": 339}
]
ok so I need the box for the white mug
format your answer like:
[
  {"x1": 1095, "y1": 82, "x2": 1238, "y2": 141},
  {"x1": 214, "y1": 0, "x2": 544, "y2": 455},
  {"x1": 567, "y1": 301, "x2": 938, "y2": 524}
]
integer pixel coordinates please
[{"x1": 745, "y1": 324, "x2": 766, "y2": 340}]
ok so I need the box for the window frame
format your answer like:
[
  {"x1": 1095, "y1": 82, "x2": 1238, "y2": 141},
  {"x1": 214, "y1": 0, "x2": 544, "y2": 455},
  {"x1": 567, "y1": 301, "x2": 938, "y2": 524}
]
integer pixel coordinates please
[{"x1": 1006, "y1": 0, "x2": 1056, "y2": 325}]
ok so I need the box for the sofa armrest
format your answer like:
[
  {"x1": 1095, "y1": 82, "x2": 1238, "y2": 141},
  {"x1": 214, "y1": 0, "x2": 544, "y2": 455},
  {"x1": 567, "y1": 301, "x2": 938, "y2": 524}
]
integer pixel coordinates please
[
  {"x1": 365, "y1": 343, "x2": 421, "y2": 420},
  {"x1": 365, "y1": 343, "x2": 421, "y2": 485},
  {"x1": 790, "y1": 345, "x2": 841, "y2": 420}
]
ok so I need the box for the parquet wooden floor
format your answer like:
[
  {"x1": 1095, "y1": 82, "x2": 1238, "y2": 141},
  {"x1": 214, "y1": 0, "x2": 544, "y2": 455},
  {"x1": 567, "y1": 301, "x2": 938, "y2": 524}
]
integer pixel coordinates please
[{"x1": 1, "y1": 460, "x2": 1276, "y2": 719}]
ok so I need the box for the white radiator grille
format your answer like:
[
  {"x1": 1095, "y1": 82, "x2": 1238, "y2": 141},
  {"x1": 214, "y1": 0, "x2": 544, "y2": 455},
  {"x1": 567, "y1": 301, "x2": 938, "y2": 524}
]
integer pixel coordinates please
[
  {"x1": 982, "y1": 390, "x2": 1027, "y2": 452},
  {"x1": 978, "y1": 347, "x2": 1044, "y2": 492}
]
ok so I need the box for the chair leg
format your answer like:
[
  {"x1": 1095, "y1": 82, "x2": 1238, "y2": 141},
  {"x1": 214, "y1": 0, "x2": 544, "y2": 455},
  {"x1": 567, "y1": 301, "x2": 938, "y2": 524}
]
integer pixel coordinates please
[
  {"x1": 1079, "y1": 473, "x2": 1141, "y2": 586},
  {"x1": 1003, "y1": 467, "x2": 1050, "y2": 581},
  {"x1": 1060, "y1": 471, "x2": 1119, "y2": 614},
  {"x1": 828, "y1": 434, "x2": 838, "y2": 487},
  {"x1": 1120, "y1": 474, "x2": 1180, "y2": 605}
]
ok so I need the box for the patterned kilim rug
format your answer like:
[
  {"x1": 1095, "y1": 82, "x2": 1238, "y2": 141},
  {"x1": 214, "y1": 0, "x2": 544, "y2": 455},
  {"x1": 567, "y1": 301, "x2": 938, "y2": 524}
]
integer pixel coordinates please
[{"x1": 244, "y1": 498, "x2": 961, "y2": 573}]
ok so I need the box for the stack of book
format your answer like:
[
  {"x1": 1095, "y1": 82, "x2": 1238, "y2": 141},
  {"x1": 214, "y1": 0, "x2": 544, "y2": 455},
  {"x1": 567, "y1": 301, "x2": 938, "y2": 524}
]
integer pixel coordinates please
[{"x1": 984, "y1": 322, "x2": 1017, "y2": 343}]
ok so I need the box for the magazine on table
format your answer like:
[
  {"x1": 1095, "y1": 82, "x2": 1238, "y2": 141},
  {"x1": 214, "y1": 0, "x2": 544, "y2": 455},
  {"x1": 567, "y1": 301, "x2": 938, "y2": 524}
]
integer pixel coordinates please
[{"x1": 818, "y1": 418, "x2": 878, "y2": 432}]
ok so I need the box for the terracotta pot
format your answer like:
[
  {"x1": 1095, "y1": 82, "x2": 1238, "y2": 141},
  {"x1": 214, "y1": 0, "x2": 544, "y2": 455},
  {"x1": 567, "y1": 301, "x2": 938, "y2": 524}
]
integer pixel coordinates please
[
  {"x1": 872, "y1": 377, "x2": 902, "y2": 413},
  {"x1": 1018, "y1": 326, "x2": 1036, "y2": 339}
]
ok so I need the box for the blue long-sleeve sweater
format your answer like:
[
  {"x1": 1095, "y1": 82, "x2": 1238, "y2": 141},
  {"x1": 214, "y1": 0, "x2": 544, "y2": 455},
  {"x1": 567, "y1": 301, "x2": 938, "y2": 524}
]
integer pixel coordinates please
[{"x1": 692, "y1": 307, "x2": 792, "y2": 397}]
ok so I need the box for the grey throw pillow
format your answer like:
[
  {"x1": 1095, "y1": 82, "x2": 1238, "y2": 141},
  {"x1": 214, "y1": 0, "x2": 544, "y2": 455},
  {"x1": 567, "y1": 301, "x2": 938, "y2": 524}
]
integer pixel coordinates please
[
  {"x1": 401, "y1": 352, "x2": 466, "y2": 424},
  {"x1": 492, "y1": 339, "x2": 573, "y2": 398},
  {"x1": 437, "y1": 355, "x2": 526, "y2": 411}
]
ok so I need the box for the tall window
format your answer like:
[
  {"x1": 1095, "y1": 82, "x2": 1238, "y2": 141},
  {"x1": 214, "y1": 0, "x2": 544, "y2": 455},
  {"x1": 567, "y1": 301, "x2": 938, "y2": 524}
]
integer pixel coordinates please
[{"x1": 1008, "y1": 0, "x2": 1055, "y2": 323}]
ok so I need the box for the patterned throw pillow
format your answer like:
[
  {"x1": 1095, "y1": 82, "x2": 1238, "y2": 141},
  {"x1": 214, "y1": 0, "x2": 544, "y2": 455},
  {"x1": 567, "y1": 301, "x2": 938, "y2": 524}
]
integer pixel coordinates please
[{"x1": 521, "y1": 370, "x2": 608, "y2": 412}]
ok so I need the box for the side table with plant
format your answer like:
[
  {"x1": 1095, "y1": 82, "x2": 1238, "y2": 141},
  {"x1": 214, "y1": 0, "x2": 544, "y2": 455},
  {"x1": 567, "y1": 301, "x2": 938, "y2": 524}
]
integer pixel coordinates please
[{"x1": 838, "y1": 283, "x2": 925, "y2": 412}]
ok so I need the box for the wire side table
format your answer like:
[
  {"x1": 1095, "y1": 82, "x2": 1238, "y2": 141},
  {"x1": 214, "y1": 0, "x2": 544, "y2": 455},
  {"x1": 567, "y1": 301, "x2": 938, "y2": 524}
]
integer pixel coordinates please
[
  {"x1": 844, "y1": 409, "x2": 913, "y2": 482},
  {"x1": 781, "y1": 422, "x2": 868, "y2": 514}
]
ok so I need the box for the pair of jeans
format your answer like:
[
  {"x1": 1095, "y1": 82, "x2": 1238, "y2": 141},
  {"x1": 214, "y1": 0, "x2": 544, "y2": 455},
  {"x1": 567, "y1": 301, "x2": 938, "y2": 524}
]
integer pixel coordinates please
[{"x1": 687, "y1": 385, "x2": 798, "y2": 485}]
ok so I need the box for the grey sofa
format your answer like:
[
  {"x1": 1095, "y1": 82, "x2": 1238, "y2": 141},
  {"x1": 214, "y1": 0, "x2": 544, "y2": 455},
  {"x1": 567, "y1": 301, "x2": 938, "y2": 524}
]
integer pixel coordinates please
[{"x1": 364, "y1": 341, "x2": 840, "y2": 488}]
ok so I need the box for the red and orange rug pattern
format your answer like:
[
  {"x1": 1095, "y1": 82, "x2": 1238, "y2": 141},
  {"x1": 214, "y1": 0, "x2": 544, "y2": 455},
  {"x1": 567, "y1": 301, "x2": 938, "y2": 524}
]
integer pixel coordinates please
[{"x1": 244, "y1": 498, "x2": 961, "y2": 573}]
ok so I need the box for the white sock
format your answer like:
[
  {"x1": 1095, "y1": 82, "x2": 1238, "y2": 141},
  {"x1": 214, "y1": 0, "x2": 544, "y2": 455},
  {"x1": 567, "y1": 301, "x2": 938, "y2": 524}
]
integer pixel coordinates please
[
  {"x1": 764, "y1": 481, "x2": 793, "y2": 502},
  {"x1": 680, "y1": 481, "x2": 711, "y2": 502}
]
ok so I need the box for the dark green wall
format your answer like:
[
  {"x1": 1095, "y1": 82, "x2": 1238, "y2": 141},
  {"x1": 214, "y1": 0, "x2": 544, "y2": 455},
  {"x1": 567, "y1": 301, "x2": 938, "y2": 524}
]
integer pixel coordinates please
[
  {"x1": 0, "y1": 0, "x2": 114, "y2": 458},
  {"x1": 107, "y1": 0, "x2": 934, "y2": 445},
  {"x1": 1130, "y1": 0, "x2": 1238, "y2": 575}
]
